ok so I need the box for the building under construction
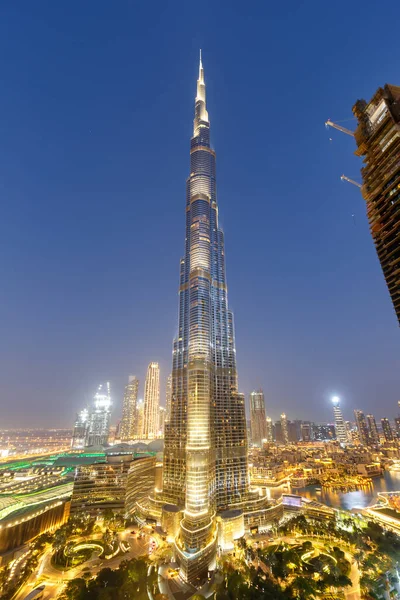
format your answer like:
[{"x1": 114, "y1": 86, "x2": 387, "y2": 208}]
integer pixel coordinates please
[{"x1": 352, "y1": 85, "x2": 400, "y2": 325}]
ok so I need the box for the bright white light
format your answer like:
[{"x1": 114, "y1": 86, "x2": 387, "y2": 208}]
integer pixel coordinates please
[{"x1": 332, "y1": 396, "x2": 340, "y2": 404}]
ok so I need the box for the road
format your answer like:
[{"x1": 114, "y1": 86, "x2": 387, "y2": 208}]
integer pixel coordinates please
[{"x1": 14, "y1": 530, "x2": 151, "y2": 600}]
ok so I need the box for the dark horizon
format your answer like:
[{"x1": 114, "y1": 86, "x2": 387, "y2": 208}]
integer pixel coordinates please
[{"x1": 1, "y1": 1, "x2": 399, "y2": 429}]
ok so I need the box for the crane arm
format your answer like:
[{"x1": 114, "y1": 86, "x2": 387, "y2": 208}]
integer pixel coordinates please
[
  {"x1": 341, "y1": 175, "x2": 361, "y2": 188},
  {"x1": 325, "y1": 119, "x2": 355, "y2": 137}
]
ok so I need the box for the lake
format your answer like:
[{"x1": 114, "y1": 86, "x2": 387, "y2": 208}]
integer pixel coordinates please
[{"x1": 270, "y1": 470, "x2": 400, "y2": 510}]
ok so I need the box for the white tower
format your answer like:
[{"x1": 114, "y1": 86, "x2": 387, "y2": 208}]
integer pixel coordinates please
[{"x1": 143, "y1": 362, "x2": 160, "y2": 439}]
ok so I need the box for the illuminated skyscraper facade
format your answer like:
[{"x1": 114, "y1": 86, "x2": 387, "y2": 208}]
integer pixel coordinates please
[
  {"x1": 381, "y1": 417, "x2": 394, "y2": 442},
  {"x1": 353, "y1": 85, "x2": 400, "y2": 325},
  {"x1": 143, "y1": 362, "x2": 160, "y2": 439},
  {"x1": 367, "y1": 414, "x2": 379, "y2": 445},
  {"x1": 120, "y1": 375, "x2": 139, "y2": 441},
  {"x1": 354, "y1": 409, "x2": 370, "y2": 446},
  {"x1": 281, "y1": 413, "x2": 289, "y2": 444},
  {"x1": 249, "y1": 390, "x2": 268, "y2": 446},
  {"x1": 331, "y1": 397, "x2": 347, "y2": 444},
  {"x1": 165, "y1": 373, "x2": 172, "y2": 422},
  {"x1": 72, "y1": 408, "x2": 89, "y2": 449},
  {"x1": 162, "y1": 54, "x2": 249, "y2": 583},
  {"x1": 86, "y1": 383, "x2": 112, "y2": 447}
]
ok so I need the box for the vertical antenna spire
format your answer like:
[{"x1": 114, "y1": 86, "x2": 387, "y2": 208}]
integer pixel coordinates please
[{"x1": 194, "y1": 50, "x2": 208, "y2": 134}]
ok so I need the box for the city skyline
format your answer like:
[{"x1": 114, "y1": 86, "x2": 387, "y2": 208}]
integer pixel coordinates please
[{"x1": 1, "y1": 2, "x2": 400, "y2": 429}]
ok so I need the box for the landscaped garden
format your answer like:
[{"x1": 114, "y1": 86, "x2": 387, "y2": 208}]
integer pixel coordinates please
[{"x1": 58, "y1": 557, "x2": 159, "y2": 600}]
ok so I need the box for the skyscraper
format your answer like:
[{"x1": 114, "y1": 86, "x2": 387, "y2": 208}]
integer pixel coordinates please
[
  {"x1": 158, "y1": 406, "x2": 166, "y2": 438},
  {"x1": 120, "y1": 375, "x2": 139, "y2": 441},
  {"x1": 165, "y1": 373, "x2": 172, "y2": 422},
  {"x1": 86, "y1": 383, "x2": 112, "y2": 447},
  {"x1": 281, "y1": 413, "x2": 289, "y2": 444},
  {"x1": 143, "y1": 362, "x2": 160, "y2": 439},
  {"x1": 381, "y1": 417, "x2": 394, "y2": 442},
  {"x1": 265, "y1": 417, "x2": 273, "y2": 443},
  {"x1": 331, "y1": 396, "x2": 348, "y2": 444},
  {"x1": 136, "y1": 399, "x2": 144, "y2": 439},
  {"x1": 249, "y1": 390, "x2": 268, "y2": 446},
  {"x1": 353, "y1": 85, "x2": 400, "y2": 325},
  {"x1": 72, "y1": 407, "x2": 89, "y2": 449},
  {"x1": 366, "y1": 414, "x2": 380, "y2": 445},
  {"x1": 354, "y1": 409, "x2": 370, "y2": 446},
  {"x1": 162, "y1": 53, "x2": 249, "y2": 584}
]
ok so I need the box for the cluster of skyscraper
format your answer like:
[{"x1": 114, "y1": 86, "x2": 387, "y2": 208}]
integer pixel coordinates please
[
  {"x1": 248, "y1": 390, "x2": 400, "y2": 447},
  {"x1": 72, "y1": 382, "x2": 112, "y2": 448},
  {"x1": 72, "y1": 363, "x2": 171, "y2": 449},
  {"x1": 67, "y1": 64, "x2": 400, "y2": 589},
  {"x1": 119, "y1": 362, "x2": 166, "y2": 441}
]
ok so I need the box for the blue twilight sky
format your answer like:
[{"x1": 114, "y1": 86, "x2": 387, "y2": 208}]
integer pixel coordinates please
[{"x1": 0, "y1": 1, "x2": 399, "y2": 428}]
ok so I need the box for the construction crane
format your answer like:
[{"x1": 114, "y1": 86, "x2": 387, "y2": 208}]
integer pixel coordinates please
[
  {"x1": 341, "y1": 174, "x2": 361, "y2": 188},
  {"x1": 325, "y1": 119, "x2": 355, "y2": 137}
]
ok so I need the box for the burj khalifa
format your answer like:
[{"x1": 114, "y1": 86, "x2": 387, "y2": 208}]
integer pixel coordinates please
[{"x1": 162, "y1": 53, "x2": 249, "y2": 584}]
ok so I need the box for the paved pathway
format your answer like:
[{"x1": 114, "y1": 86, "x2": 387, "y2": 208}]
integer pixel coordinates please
[{"x1": 14, "y1": 530, "x2": 150, "y2": 600}]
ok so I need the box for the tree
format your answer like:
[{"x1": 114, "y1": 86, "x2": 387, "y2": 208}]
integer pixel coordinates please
[{"x1": 59, "y1": 578, "x2": 87, "y2": 600}]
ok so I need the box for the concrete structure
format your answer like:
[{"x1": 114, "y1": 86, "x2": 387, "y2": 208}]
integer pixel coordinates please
[
  {"x1": 250, "y1": 390, "x2": 268, "y2": 446},
  {"x1": 332, "y1": 397, "x2": 348, "y2": 444},
  {"x1": 381, "y1": 418, "x2": 394, "y2": 442},
  {"x1": 165, "y1": 373, "x2": 172, "y2": 422},
  {"x1": 217, "y1": 509, "x2": 244, "y2": 551},
  {"x1": 72, "y1": 408, "x2": 89, "y2": 449},
  {"x1": 161, "y1": 504, "x2": 182, "y2": 543},
  {"x1": 86, "y1": 383, "x2": 112, "y2": 447},
  {"x1": 125, "y1": 455, "x2": 157, "y2": 516},
  {"x1": 0, "y1": 483, "x2": 71, "y2": 563},
  {"x1": 120, "y1": 376, "x2": 139, "y2": 441},
  {"x1": 353, "y1": 85, "x2": 400, "y2": 325},
  {"x1": 162, "y1": 54, "x2": 249, "y2": 584},
  {"x1": 70, "y1": 448, "x2": 148, "y2": 515},
  {"x1": 143, "y1": 362, "x2": 160, "y2": 440},
  {"x1": 281, "y1": 413, "x2": 289, "y2": 444},
  {"x1": 354, "y1": 410, "x2": 370, "y2": 446},
  {"x1": 367, "y1": 414, "x2": 380, "y2": 445}
]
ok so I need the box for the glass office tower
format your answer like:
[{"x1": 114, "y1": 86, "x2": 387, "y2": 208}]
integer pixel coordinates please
[{"x1": 162, "y1": 54, "x2": 249, "y2": 584}]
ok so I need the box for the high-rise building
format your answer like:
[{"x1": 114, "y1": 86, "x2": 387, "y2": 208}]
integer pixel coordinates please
[
  {"x1": 136, "y1": 399, "x2": 144, "y2": 439},
  {"x1": 162, "y1": 54, "x2": 249, "y2": 584},
  {"x1": 71, "y1": 451, "x2": 133, "y2": 515},
  {"x1": 143, "y1": 362, "x2": 160, "y2": 439},
  {"x1": 265, "y1": 417, "x2": 273, "y2": 443},
  {"x1": 125, "y1": 455, "x2": 157, "y2": 517},
  {"x1": 313, "y1": 423, "x2": 336, "y2": 442},
  {"x1": 158, "y1": 406, "x2": 166, "y2": 438},
  {"x1": 249, "y1": 390, "x2": 268, "y2": 446},
  {"x1": 331, "y1": 397, "x2": 348, "y2": 444},
  {"x1": 120, "y1": 376, "x2": 139, "y2": 441},
  {"x1": 274, "y1": 420, "x2": 283, "y2": 443},
  {"x1": 72, "y1": 408, "x2": 89, "y2": 449},
  {"x1": 353, "y1": 85, "x2": 400, "y2": 325},
  {"x1": 366, "y1": 414, "x2": 380, "y2": 445},
  {"x1": 394, "y1": 417, "x2": 400, "y2": 439},
  {"x1": 381, "y1": 417, "x2": 394, "y2": 442},
  {"x1": 354, "y1": 410, "x2": 370, "y2": 446},
  {"x1": 301, "y1": 421, "x2": 312, "y2": 442},
  {"x1": 165, "y1": 373, "x2": 172, "y2": 422},
  {"x1": 281, "y1": 413, "x2": 289, "y2": 444},
  {"x1": 86, "y1": 383, "x2": 112, "y2": 447}
]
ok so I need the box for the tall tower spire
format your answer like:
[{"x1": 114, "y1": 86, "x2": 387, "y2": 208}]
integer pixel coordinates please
[
  {"x1": 195, "y1": 49, "x2": 208, "y2": 134},
  {"x1": 162, "y1": 55, "x2": 249, "y2": 586}
]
